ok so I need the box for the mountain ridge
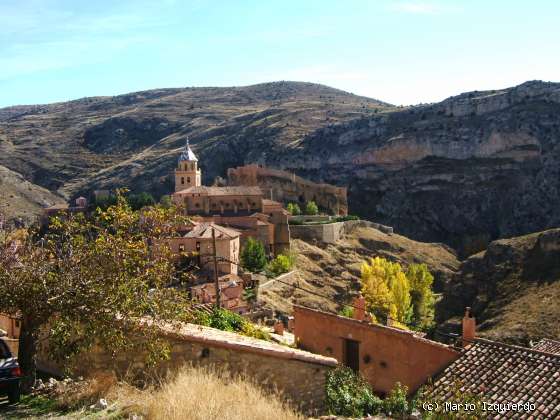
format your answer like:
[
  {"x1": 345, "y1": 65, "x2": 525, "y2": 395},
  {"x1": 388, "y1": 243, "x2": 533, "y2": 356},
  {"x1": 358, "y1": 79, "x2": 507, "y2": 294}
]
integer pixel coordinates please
[{"x1": 1, "y1": 80, "x2": 559, "y2": 256}]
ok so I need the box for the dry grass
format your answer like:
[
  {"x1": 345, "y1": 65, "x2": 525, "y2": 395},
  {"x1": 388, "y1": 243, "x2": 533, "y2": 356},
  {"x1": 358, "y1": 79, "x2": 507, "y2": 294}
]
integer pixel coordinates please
[{"x1": 105, "y1": 366, "x2": 304, "y2": 420}]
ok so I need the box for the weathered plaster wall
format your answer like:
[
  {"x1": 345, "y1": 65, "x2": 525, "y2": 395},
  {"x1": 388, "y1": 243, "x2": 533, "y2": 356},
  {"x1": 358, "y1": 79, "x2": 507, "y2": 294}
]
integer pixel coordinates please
[{"x1": 294, "y1": 306, "x2": 460, "y2": 396}]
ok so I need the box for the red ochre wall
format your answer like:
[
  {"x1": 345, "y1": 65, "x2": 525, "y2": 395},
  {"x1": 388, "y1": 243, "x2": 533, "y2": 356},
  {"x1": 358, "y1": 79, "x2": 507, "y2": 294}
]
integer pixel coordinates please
[{"x1": 294, "y1": 306, "x2": 460, "y2": 396}]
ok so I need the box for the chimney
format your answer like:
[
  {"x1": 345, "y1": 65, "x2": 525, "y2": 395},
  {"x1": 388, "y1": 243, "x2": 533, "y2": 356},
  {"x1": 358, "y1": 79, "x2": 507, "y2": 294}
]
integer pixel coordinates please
[
  {"x1": 462, "y1": 307, "x2": 476, "y2": 347},
  {"x1": 353, "y1": 295, "x2": 366, "y2": 321},
  {"x1": 273, "y1": 320, "x2": 284, "y2": 336},
  {"x1": 287, "y1": 316, "x2": 295, "y2": 333}
]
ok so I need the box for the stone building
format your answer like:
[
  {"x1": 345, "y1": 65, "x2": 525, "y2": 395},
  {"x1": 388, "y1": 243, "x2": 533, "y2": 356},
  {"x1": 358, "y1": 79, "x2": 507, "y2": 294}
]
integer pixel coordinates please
[
  {"x1": 227, "y1": 164, "x2": 348, "y2": 216},
  {"x1": 166, "y1": 222, "x2": 241, "y2": 276},
  {"x1": 171, "y1": 142, "x2": 290, "y2": 255}
]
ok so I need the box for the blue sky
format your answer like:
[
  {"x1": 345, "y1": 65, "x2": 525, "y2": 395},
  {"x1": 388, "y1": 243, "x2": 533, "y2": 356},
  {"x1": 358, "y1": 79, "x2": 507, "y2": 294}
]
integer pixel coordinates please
[{"x1": 1, "y1": 0, "x2": 559, "y2": 107}]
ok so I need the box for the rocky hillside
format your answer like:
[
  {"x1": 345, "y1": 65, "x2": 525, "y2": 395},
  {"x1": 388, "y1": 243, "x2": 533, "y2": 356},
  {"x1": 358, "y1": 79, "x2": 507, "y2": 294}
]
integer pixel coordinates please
[
  {"x1": 0, "y1": 81, "x2": 388, "y2": 226},
  {"x1": 260, "y1": 226, "x2": 460, "y2": 314},
  {"x1": 437, "y1": 228, "x2": 560, "y2": 345},
  {"x1": 269, "y1": 80, "x2": 560, "y2": 256},
  {"x1": 2, "y1": 80, "x2": 560, "y2": 255}
]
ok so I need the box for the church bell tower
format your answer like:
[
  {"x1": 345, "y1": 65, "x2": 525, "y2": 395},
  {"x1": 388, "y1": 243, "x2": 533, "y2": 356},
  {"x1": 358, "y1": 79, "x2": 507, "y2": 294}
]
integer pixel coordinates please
[{"x1": 175, "y1": 138, "x2": 201, "y2": 192}]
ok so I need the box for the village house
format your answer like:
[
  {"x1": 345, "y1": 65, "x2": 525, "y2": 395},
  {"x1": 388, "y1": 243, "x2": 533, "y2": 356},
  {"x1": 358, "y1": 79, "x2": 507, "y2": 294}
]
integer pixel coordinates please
[
  {"x1": 190, "y1": 277, "x2": 248, "y2": 314},
  {"x1": 166, "y1": 222, "x2": 241, "y2": 276},
  {"x1": 294, "y1": 302, "x2": 560, "y2": 417},
  {"x1": 294, "y1": 299, "x2": 461, "y2": 396},
  {"x1": 42, "y1": 196, "x2": 88, "y2": 224}
]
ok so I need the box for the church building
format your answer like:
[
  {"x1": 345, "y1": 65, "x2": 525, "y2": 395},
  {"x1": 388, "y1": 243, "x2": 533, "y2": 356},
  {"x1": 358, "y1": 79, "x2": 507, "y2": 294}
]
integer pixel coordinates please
[{"x1": 171, "y1": 140, "x2": 290, "y2": 255}]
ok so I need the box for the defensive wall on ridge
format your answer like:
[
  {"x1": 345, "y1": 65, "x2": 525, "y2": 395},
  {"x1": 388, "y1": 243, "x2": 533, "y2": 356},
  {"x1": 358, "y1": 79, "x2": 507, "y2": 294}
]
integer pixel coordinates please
[{"x1": 227, "y1": 164, "x2": 348, "y2": 216}]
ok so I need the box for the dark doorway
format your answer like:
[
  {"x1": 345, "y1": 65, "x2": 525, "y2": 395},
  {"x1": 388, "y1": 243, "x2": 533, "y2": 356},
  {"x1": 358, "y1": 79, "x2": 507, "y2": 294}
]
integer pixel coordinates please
[{"x1": 344, "y1": 339, "x2": 360, "y2": 372}]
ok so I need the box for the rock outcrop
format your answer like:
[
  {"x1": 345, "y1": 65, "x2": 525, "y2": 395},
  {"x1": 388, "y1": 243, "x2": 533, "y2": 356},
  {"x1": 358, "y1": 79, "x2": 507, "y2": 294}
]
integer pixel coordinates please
[
  {"x1": 437, "y1": 228, "x2": 560, "y2": 345},
  {"x1": 268, "y1": 80, "x2": 560, "y2": 256}
]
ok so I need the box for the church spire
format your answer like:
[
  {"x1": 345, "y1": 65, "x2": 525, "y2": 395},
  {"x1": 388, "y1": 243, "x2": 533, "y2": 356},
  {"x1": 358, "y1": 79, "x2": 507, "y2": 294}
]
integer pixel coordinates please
[{"x1": 179, "y1": 136, "x2": 198, "y2": 162}]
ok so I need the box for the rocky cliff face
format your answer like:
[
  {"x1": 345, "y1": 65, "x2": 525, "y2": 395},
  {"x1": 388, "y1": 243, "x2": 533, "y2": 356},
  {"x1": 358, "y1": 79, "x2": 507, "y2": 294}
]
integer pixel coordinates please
[
  {"x1": 437, "y1": 228, "x2": 560, "y2": 345},
  {"x1": 268, "y1": 81, "x2": 560, "y2": 255}
]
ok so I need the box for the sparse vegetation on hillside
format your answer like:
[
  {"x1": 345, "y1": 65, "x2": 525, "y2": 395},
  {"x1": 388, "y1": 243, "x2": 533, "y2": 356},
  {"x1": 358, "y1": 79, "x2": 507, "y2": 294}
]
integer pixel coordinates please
[
  {"x1": 259, "y1": 227, "x2": 459, "y2": 316},
  {"x1": 266, "y1": 251, "x2": 296, "y2": 277}
]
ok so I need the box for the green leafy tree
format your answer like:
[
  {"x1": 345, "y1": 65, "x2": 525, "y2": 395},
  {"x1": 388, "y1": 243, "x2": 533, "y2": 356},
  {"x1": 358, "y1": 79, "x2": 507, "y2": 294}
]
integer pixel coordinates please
[
  {"x1": 159, "y1": 195, "x2": 173, "y2": 209},
  {"x1": 240, "y1": 238, "x2": 267, "y2": 272},
  {"x1": 0, "y1": 191, "x2": 191, "y2": 392},
  {"x1": 286, "y1": 202, "x2": 301, "y2": 215},
  {"x1": 304, "y1": 201, "x2": 319, "y2": 215},
  {"x1": 127, "y1": 192, "x2": 156, "y2": 211},
  {"x1": 406, "y1": 263, "x2": 435, "y2": 329},
  {"x1": 266, "y1": 252, "x2": 295, "y2": 276}
]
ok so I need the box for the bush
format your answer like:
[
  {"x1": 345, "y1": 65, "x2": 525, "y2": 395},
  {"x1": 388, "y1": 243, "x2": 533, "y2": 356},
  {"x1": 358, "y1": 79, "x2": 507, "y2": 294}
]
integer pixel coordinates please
[
  {"x1": 326, "y1": 367, "x2": 382, "y2": 417},
  {"x1": 286, "y1": 203, "x2": 301, "y2": 215},
  {"x1": 193, "y1": 308, "x2": 270, "y2": 341},
  {"x1": 383, "y1": 383, "x2": 411, "y2": 418},
  {"x1": 159, "y1": 195, "x2": 173, "y2": 209},
  {"x1": 266, "y1": 253, "x2": 295, "y2": 277},
  {"x1": 304, "y1": 201, "x2": 319, "y2": 215},
  {"x1": 240, "y1": 238, "x2": 267, "y2": 272},
  {"x1": 338, "y1": 306, "x2": 354, "y2": 318}
]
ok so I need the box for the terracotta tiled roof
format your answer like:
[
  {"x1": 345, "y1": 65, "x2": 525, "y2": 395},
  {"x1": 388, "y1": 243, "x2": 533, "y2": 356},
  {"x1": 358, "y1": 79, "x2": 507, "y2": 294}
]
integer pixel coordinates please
[
  {"x1": 532, "y1": 338, "x2": 560, "y2": 355},
  {"x1": 175, "y1": 186, "x2": 263, "y2": 196},
  {"x1": 184, "y1": 222, "x2": 241, "y2": 239},
  {"x1": 426, "y1": 338, "x2": 560, "y2": 418}
]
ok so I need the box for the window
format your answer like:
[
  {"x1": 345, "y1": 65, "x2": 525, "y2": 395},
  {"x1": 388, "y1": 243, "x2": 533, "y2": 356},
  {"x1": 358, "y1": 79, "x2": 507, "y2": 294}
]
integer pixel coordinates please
[
  {"x1": 187, "y1": 177, "x2": 191, "y2": 183},
  {"x1": 181, "y1": 177, "x2": 184, "y2": 184},
  {"x1": 179, "y1": 245, "x2": 185, "y2": 252},
  {"x1": 212, "y1": 203, "x2": 217, "y2": 208},
  {"x1": 195, "y1": 203, "x2": 200, "y2": 208}
]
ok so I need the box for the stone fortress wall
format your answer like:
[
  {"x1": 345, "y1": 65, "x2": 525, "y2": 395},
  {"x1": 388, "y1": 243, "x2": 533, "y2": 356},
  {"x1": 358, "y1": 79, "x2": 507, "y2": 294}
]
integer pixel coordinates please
[{"x1": 227, "y1": 164, "x2": 348, "y2": 216}]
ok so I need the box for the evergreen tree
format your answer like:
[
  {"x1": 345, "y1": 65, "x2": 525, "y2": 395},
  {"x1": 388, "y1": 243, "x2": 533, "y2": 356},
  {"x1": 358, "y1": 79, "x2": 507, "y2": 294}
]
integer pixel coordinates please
[
  {"x1": 240, "y1": 238, "x2": 267, "y2": 272},
  {"x1": 287, "y1": 202, "x2": 301, "y2": 215},
  {"x1": 304, "y1": 201, "x2": 319, "y2": 215},
  {"x1": 406, "y1": 263, "x2": 435, "y2": 329}
]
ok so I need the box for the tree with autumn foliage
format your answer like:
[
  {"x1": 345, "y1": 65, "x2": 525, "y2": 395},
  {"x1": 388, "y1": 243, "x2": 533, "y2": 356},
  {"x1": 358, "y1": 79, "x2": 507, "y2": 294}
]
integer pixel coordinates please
[
  {"x1": 360, "y1": 257, "x2": 434, "y2": 329},
  {"x1": 0, "y1": 191, "x2": 192, "y2": 392}
]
